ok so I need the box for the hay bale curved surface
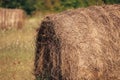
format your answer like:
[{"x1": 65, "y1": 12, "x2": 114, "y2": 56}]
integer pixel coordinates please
[{"x1": 35, "y1": 4, "x2": 120, "y2": 80}]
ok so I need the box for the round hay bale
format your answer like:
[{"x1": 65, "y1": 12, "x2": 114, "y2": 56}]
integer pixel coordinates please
[
  {"x1": 35, "y1": 4, "x2": 120, "y2": 80},
  {"x1": 0, "y1": 8, "x2": 26, "y2": 30}
]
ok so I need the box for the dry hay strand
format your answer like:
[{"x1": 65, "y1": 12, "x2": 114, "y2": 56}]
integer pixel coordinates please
[{"x1": 35, "y1": 4, "x2": 120, "y2": 80}]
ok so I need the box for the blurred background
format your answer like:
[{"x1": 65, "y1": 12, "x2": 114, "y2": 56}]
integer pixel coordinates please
[
  {"x1": 0, "y1": 0, "x2": 119, "y2": 80},
  {"x1": 0, "y1": 0, "x2": 120, "y2": 15}
]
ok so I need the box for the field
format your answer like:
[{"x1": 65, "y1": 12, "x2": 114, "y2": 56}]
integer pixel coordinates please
[{"x1": 0, "y1": 15, "x2": 43, "y2": 80}]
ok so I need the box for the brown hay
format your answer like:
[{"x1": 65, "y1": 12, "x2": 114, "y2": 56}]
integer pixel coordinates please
[
  {"x1": 0, "y1": 8, "x2": 25, "y2": 29},
  {"x1": 35, "y1": 4, "x2": 120, "y2": 80}
]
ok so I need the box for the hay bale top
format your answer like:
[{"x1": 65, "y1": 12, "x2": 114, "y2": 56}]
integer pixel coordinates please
[
  {"x1": 40, "y1": 4, "x2": 120, "y2": 45},
  {"x1": 0, "y1": 8, "x2": 25, "y2": 15}
]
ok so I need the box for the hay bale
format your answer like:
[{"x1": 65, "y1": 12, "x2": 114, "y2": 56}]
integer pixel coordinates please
[
  {"x1": 0, "y1": 8, "x2": 25, "y2": 29},
  {"x1": 35, "y1": 4, "x2": 120, "y2": 80}
]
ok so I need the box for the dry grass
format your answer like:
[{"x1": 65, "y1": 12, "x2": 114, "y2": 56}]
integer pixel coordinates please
[
  {"x1": 35, "y1": 4, "x2": 120, "y2": 80},
  {"x1": 0, "y1": 15, "x2": 43, "y2": 80}
]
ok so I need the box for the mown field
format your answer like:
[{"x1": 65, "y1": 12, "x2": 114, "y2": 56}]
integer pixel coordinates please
[{"x1": 0, "y1": 15, "x2": 43, "y2": 80}]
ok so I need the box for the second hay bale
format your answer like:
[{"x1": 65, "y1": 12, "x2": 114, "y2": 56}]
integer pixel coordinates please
[
  {"x1": 0, "y1": 8, "x2": 25, "y2": 29},
  {"x1": 35, "y1": 4, "x2": 120, "y2": 80}
]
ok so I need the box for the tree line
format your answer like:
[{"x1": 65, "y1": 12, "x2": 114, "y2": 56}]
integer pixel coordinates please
[{"x1": 0, "y1": 0, "x2": 119, "y2": 15}]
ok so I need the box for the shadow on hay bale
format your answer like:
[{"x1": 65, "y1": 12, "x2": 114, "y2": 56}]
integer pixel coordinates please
[{"x1": 35, "y1": 4, "x2": 120, "y2": 80}]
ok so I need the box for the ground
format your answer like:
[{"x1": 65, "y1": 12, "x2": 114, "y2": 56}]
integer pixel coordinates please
[{"x1": 0, "y1": 15, "x2": 42, "y2": 80}]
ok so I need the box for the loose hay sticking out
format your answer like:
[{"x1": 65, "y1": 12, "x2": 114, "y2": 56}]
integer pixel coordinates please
[{"x1": 35, "y1": 5, "x2": 120, "y2": 80}]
